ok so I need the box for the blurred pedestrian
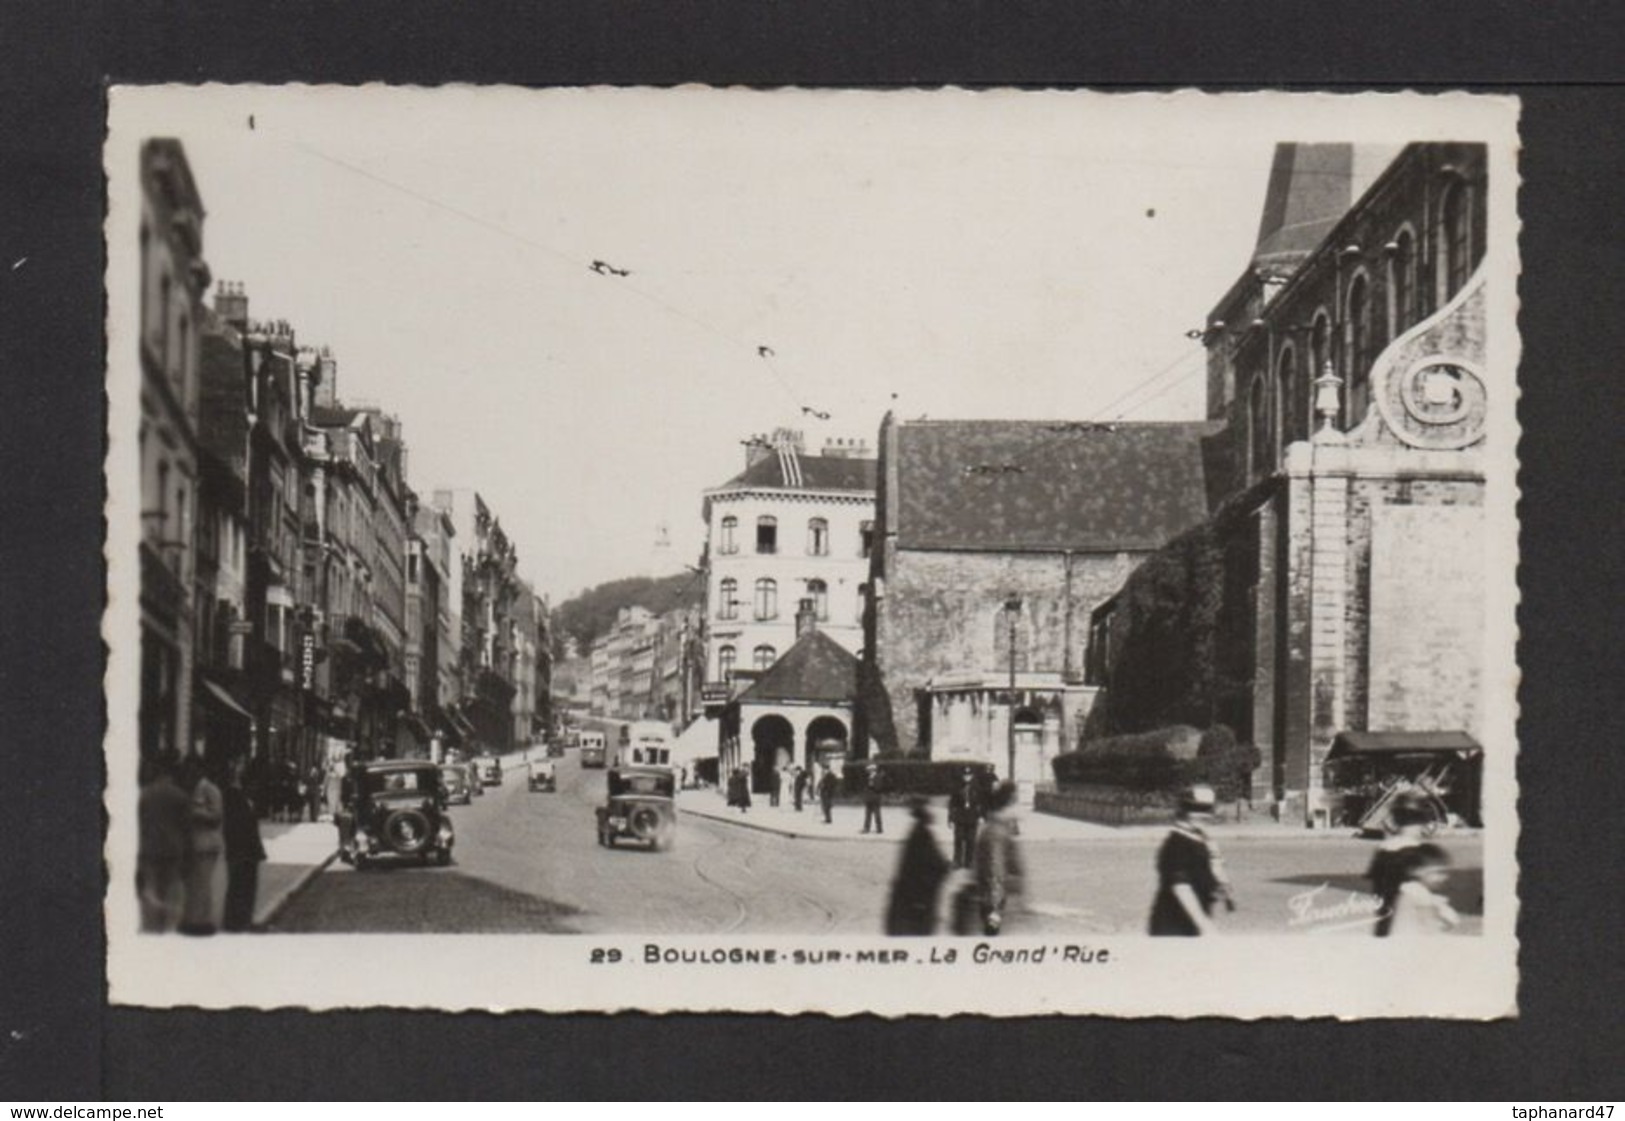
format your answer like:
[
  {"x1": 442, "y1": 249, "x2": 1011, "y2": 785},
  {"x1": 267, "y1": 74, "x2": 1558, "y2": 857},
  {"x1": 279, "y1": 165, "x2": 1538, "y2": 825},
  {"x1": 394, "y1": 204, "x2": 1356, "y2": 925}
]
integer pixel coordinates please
[
  {"x1": 304, "y1": 762, "x2": 323, "y2": 823},
  {"x1": 180, "y1": 755, "x2": 224, "y2": 936},
  {"x1": 793, "y1": 765, "x2": 807, "y2": 812},
  {"x1": 861, "y1": 764, "x2": 886, "y2": 834},
  {"x1": 1386, "y1": 843, "x2": 1461, "y2": 935},
  {"x1": 324, "y1": 756, "x2": 344, "y2": 823},
  {"x1": 1366, "y1": 791, "x2": 1433, "y2": 937},
  {"x1": 1148, "y1": 785, "x2": 1231, "y2": 936},
  {"x1": 770, "y1": 764, "x2": 783, "y2": 808},
  {"x1": 136, "y1": 753, "x2": 190, "y2": 933},
  {"x1": 886, "y1": 796, "x2": 951, "y2": 935},
  {"x1": 818, "y1": 766, "x2": 837, "y2": 824},
  {"x1": 948, "y1": 767, "x2": 983, "y2": 869},
  {"x1": 221, "y1": 756, "x2": 267, "y2": 932},
  {"x1": 972, "y1": 780, "x2": 1024, "y2": 935}
]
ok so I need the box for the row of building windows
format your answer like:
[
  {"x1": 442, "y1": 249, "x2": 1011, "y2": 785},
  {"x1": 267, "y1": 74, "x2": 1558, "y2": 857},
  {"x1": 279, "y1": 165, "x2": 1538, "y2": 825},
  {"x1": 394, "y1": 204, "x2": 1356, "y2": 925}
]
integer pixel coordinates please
[
  {"x1": 716, "y1": 576, "x2": 849, "y2": 622},
  {"x1": 1243, "y1": 177, "x2": 1477, "y2": 479},
  {"x1": 715, "y1": 643, "x2": 777, "y2": 679},
  {"x1": 716, "y1": 515, "x2": 874, "y2": 557}
]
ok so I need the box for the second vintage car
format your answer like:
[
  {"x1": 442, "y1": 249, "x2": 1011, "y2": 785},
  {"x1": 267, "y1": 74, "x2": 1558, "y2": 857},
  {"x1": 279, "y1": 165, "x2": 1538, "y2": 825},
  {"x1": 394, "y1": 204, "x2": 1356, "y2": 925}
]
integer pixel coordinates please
[
  {"x1": 527, "y1": 759, "x2": 557, "y2": 792},
  {"x1": 476, "y1": 755, "x2": 503, "y2": 787},
  {"x1": 595, "y1": 764, "x2": 676, "y2": 851},
  {"x1": 439, "y1": 763, "x2": 474, "y2": 806},
  {"x1": 338, "y1": 760, "x2": 456, "y2": 869}
]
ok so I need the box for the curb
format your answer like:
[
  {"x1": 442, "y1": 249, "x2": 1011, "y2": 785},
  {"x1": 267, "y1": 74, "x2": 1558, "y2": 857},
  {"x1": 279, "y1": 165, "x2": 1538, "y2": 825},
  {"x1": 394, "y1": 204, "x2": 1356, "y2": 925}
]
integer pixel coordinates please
[
  {"x1": 254, "y1": 848, "x2": 341, "y2": 928},
  {"x1": 679, "y1": 806, "x2": 890, "y2": 844}
]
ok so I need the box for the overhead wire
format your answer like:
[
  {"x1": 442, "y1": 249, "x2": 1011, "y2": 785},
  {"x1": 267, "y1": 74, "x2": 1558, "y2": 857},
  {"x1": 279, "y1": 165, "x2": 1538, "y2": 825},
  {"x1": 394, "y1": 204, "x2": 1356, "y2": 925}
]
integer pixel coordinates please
[{"x1": 287, "y1": 136, "x2": 819, "y2": 417}]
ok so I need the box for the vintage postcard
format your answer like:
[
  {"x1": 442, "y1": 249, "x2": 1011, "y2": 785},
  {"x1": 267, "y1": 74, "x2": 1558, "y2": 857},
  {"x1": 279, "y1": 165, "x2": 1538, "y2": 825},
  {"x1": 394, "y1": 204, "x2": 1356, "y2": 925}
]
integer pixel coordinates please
[{"x1": 105, "y1": 86, "x2": 1520, "y2": 1016}]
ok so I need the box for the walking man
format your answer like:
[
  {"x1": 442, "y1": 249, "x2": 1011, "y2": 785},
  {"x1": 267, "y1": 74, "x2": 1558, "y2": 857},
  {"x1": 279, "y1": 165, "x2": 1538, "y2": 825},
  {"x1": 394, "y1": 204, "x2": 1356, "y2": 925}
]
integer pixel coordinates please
[
  {"x1": 221, "y1": 756, "x2": 267, "y2": 932},
  {"x1": 861, "y1": 764, "x2": 886, "y2": 835},
  {"x1": 180, "y1": 755, "x2": 225, "y2": 936},
  {"x1": 948, "y1": 767, "x2": 983, "y2": 869},
  {"x1": 818, "y1": 766, "x2": 837, "y2": 824},
  {"x1": 793, "y1": 765, "x2": 807, "y2": 812}
]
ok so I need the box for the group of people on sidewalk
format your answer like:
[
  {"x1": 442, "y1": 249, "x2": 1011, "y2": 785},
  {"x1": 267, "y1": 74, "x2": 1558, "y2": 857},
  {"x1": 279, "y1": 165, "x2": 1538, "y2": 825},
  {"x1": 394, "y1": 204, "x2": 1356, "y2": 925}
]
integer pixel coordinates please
[
  {"x1": 885, "y1": 780, "x2": 1462, "y2": 939},
  {"x1": 725, "y1": 762, "x2": 841, "y2": 822},
  {"x1": 136, "y1": 752, "x2": 266, "y2": 935},
  {"x1": 885, "y1": 774, "x2": 1023, "y2": 936}
]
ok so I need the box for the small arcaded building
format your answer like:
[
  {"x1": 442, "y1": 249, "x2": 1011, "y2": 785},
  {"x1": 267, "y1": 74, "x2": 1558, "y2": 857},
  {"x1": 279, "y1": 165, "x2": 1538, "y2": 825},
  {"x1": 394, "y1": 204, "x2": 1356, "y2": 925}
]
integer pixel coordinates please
[{"x1": 720, "y1": 616, "x2": 859, "y2": 793}]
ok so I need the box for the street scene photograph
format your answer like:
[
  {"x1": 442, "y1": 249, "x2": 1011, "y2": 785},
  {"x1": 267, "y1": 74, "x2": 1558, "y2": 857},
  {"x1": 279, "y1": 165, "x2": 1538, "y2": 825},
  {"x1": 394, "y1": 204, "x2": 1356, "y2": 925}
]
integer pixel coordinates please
[{"x1": 103, "y1": 87, "x2": 1520, "y2": 1016}]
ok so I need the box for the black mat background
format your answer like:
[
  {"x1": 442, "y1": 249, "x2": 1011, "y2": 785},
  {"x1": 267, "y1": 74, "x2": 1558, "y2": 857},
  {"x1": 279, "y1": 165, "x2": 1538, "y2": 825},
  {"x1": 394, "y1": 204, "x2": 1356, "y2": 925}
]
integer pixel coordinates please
[{"x1": 2, "y1": 1, "x2": 1622, "y2": 1101}]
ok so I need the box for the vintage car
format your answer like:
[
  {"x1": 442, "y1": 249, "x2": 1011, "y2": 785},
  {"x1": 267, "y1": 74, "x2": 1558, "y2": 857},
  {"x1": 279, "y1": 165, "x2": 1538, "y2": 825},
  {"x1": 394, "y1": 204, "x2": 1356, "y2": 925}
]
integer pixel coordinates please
[
  {"x1": 528, "y1": 759, "x2": 557, "y2": 792},
  {"x1": 477, "y1": 756, "x2": 503, "y2": 787},
  {"x1": 595, "y1": 765, "x2": 676, "y2": 851},
  {"x1": 440, "y1": 764, "x2": 474, "y2": 806},
  {"x1": 339, "y1": 760, "x2": 455, "y2": 869}
]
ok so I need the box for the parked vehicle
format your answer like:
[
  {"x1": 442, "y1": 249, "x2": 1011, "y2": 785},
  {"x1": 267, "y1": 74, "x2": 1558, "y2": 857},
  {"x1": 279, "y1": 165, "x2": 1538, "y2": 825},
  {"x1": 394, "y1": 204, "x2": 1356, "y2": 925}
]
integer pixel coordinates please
[
  {"x1": 440, "y1": 764, "x2": 474, "y2": 806},
  {"x1": 595, "y1": 765, "x2": 676, "y2": 851},
  {"x1": 616, "y1": 720, "x2": 673, "y2": 768},
  {"x1": 338, "y1": 760, "x2": 455, "y2": 869},
  {"x1": 477, "y1": 756, "x2": 503, "y2": 786},
  {"x1": 579, "y1": 732, "x2": 608, "y2": 769},
  {"x1": 528, "y1": 759, "x2": 557, "y2": 792}
]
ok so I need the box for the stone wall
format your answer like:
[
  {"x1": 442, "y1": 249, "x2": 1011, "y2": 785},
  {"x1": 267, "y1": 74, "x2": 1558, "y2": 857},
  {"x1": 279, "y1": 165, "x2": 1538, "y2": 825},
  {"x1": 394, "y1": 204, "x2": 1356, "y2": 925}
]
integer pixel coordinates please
[{"x1": 871, "y1": 547, "x2": 1140, "y2": 753}]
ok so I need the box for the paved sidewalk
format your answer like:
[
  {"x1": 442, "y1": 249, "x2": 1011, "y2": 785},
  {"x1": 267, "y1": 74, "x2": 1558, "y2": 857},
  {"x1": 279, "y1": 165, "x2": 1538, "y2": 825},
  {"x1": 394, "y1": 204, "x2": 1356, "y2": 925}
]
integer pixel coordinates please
[
  {"x1": 255, "y1": 821, "x2": 340, "y2": 926},
  {"x1": 678, "y1": 790, "x2": 1415, "y2": 843}
]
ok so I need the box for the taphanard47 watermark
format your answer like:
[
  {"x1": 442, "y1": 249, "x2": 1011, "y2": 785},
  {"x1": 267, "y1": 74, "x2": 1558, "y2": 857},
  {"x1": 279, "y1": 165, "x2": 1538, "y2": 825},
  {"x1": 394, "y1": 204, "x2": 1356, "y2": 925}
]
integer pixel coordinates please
[
  {"x1": 1286, "y1": 883, "x2": 1385, "y2": 933},
  {"x1": 1511, "y1": 1109, "x2": 1615, "y2": 1119}
]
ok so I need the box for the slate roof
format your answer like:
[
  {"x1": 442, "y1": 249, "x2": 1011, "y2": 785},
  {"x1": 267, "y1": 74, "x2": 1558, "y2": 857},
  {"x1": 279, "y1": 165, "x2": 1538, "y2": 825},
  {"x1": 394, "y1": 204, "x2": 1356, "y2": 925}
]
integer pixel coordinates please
[
  {"x1": 737, "y1": 628, "x2": 859, "y2": 705},
  {"x1": 891, "y1": 419, "x2": 1222, "y2": 553},
  {"x1": 718, "y1": 452, "x2": 876, "y2": 494},
  {"x1": 310, "y1": 404, "x2": 361, "y2": 428}
]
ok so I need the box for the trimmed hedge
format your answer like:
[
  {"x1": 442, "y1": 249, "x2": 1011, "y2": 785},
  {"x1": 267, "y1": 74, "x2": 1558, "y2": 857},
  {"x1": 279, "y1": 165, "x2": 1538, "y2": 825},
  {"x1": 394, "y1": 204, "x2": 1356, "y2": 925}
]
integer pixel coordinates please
[{"x1": 1054, "y1": 723, "x2": 1259, "y2": 797}]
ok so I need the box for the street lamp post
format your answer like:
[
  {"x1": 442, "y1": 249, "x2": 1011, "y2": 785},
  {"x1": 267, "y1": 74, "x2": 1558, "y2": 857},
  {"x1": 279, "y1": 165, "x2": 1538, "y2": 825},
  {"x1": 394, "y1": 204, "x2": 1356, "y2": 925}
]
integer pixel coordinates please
[{"x1": 1004, "y1": 593, "x2": 1022, "y2": 786}]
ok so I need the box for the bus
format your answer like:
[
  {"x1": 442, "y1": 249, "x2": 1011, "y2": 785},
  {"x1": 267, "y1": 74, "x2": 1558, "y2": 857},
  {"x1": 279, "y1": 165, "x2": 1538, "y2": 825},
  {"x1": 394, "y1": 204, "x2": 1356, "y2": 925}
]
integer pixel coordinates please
[
  {"x1": 617, "y1": 720, "x2": 673, "y2": 768},
  {"x1": 579, "y1": 731, "x2": 608, "y2": 769}
]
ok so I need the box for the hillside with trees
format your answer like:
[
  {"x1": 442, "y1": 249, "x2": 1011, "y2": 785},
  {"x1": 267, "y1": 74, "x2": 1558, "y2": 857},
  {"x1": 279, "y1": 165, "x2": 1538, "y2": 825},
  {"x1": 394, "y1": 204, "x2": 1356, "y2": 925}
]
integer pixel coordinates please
[{"x1": 550, "y1": 571, "x2": 704, "y2": 661}]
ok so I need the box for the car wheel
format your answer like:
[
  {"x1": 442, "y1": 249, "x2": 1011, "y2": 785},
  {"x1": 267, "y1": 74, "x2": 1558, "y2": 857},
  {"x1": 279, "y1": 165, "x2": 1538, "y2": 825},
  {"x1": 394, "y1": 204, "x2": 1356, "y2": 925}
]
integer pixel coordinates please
[{"x1": 382, "y1": 809, "x2": 432, "y2": 855}]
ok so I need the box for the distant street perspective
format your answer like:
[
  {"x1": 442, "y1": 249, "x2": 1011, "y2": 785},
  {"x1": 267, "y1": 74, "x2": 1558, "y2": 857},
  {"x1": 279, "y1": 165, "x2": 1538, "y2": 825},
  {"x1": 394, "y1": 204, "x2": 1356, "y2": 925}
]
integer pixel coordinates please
[{"x1": 124, "y1": 99, "x2": 1499, "y2": 949}]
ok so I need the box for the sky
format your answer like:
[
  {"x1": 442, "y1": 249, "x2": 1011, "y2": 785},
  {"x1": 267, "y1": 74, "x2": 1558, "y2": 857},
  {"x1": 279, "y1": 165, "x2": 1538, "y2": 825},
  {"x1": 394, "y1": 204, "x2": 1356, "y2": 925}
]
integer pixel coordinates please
[{"x1": 110, "y1": 87, "x2": 1445, "y2": 604}]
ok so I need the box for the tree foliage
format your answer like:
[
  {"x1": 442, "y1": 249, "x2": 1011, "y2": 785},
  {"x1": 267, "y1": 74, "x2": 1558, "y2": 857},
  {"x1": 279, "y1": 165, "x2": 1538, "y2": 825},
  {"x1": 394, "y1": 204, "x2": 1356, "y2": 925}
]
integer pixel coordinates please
[{"x1": 549, "y1": 572, "x2": 703, "y2": 661}]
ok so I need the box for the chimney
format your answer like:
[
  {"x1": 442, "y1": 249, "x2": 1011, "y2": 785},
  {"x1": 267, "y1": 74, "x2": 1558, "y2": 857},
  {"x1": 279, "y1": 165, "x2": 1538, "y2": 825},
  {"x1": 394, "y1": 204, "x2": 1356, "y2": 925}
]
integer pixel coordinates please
[
  {"x1": 213, "y1": 280, "x2": 249, "y2": 326},
  {"x1": 314, "y1": 346, "x2": 338, "y2": 409},
  {"x1": 821, "y1": 435, "x2": 872, "y2": 459},
  {"x1": 745, "y1": 433, "x2": 774, "y2": 469},
  {"x1": 795, "y1": 597, "x2": 817, "y2": 639}
]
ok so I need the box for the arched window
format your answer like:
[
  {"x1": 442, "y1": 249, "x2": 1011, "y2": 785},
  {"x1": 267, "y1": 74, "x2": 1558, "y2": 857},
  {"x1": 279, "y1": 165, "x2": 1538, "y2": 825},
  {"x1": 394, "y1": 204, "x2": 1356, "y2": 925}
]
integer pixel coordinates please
[
  {"x1": 1345, "y1": 274, "x2": 1372, "y2": 428},
  {"x1": 1388, "y1": 227, "x2": 1416, "y2": 337},
  {"x1": 806, "y1": 517, "x2": 829, "y2": 556},
  {"x1": 753, "y1": 644, "x2": 777, "y2": 671},
  {"x1": 1248, "y1": 372, "x2": 1272, "y2": 477},
  {"x1": 1276, "y1": 345, "x2": 1299, "y2": 448},
  {"x1": 1309, "y1": 311, "x2": 1332, "y2": 431},
  {"x1": 719, "y1": 515, "x2": 737, "y2": 555},
  {"x1": 717, "y1": 644, "x2": 736, "y2": 682},
  {"x1": 754, "y1": 577, "x2": 777, "y2": 620},
  {"x1": 1440, "y1": 180, "x2": 1472, "y2": 302},
  {"x1": 718, "y1": 576, "x2": 738, "y2": 620},
  {"x1": 807, "y1": 578, "x2": 828, "y2": 620}
]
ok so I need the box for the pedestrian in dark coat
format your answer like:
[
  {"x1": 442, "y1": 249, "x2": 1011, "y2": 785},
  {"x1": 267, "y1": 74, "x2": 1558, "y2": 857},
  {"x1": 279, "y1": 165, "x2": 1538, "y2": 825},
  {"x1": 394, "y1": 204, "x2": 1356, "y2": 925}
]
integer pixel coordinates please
[
  {"x1": 1148, "y1": 785, "x2": 1233, "y2": 936},
  {"x1": 792, "y1": 766, "x2": 807, "y2": 812},
  {"x1": 137, "y1": 753, "x2": 191, "y2": 933},
  {"x1": 861, "y1": 764, "x2": 886, "y2": 834},
  {"x1": 886, "y1": 797, "x2": 951, "y2": 935},
  {"x1": 948, "y1": 768, "x2": 983, "y2": 869},
  {"x1": 818, "y1": 768, "x2": 837, "y2": 824},
  {"x1": 221, "y1": 758, "x2": 267, "y2": 932}
]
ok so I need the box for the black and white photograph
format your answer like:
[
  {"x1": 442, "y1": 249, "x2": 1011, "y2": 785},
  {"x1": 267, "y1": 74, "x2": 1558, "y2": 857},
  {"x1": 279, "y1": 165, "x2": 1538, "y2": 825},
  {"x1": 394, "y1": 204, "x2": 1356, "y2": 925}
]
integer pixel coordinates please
[{"x1": 104, "y1": 86, "x2": 1520, "y2": 1016}]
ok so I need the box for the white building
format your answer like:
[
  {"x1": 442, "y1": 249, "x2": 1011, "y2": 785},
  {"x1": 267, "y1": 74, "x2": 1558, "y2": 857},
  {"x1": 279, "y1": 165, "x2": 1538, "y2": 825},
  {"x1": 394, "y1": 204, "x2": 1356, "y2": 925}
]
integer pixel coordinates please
[{"x1": 701, "y1": 429, "x2": 876, "y2": 694}]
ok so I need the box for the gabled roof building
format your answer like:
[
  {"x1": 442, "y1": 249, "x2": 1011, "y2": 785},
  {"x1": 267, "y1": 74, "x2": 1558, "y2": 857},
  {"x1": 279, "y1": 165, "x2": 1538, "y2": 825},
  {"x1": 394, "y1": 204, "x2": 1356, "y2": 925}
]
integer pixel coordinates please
[{"x1": 860, "y1": 415, "x2": 1219, "y2": 799}]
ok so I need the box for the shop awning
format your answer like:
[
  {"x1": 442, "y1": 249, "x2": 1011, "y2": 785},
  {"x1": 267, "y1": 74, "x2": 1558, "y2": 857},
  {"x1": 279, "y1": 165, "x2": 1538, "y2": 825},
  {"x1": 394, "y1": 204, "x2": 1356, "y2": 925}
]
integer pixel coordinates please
[
  {"x1": 200, "y1": 679, "x2": 253, "y2": 722},
  {"x1": 1327, "y1": 731, "x2": 1481, "y2": 759}
]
